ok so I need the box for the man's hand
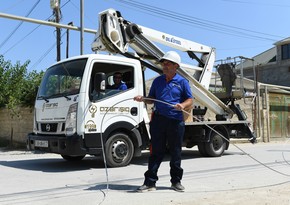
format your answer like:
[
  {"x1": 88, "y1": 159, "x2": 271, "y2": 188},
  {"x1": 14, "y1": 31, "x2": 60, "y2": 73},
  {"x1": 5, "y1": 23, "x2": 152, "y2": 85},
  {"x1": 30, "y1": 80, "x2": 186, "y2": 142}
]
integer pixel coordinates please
[
  {"x1": 134, "y1": 95, "x2": 144, "y2": 102},
  {"x1": 174, "y1": 103, "x2": 184, "y2": 110},
  {"x1": 134, "y1": 96, "x2": 154, "y2": 104}
]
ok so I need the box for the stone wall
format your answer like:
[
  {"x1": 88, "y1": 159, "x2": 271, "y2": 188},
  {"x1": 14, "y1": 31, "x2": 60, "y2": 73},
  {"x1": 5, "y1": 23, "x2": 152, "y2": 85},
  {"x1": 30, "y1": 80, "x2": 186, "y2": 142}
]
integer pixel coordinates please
[{"x1": 0, "y1": 107, "x2": 34, "y2": 145}]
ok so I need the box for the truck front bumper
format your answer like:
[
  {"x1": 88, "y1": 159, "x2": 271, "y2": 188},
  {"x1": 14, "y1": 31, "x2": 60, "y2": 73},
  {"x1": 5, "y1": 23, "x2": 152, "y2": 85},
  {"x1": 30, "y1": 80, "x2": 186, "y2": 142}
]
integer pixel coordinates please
[{"x1": 27, "y1": 133, "x2": 87, "y2": 156}]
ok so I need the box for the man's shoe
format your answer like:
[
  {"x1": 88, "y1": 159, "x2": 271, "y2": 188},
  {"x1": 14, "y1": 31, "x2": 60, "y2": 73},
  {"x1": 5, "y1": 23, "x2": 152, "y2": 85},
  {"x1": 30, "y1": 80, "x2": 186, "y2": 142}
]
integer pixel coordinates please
[
  {"x1": 171, "y1": 182, "x2": 185, "y2": 192},
  {"x1": 137, "y1": 184, "x2": 156, "y2": 192}
]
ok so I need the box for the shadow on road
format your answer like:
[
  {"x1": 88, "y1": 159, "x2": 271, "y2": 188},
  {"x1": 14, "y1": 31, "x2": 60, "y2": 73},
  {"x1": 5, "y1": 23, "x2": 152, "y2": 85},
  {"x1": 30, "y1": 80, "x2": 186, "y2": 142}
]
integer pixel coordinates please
[
  {"x1": 86, "y1": 183, "x2": 172, "y2": 192},
  {"x1": 0, "y1": 148, "x2": 241, "y2": 173},
  {"x1": 0, "y1": 156, "x2": 107, "y2": 172}
]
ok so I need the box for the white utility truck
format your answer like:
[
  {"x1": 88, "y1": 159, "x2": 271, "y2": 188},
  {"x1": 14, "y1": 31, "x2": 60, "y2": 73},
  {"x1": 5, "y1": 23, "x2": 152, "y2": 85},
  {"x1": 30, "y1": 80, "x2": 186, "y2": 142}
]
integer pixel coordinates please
[{"x1": 27, "y1": 9, "x2": 256, "y2": 167}]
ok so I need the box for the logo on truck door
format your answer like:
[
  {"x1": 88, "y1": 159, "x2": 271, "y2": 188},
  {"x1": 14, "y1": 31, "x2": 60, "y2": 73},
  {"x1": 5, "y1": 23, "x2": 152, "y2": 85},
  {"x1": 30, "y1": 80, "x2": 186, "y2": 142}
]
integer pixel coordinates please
[
  {"x1": 85, "y1": 120, "x2": 97, "y2": 132},
  {"x1": 89, "y1": 105, "x2": 97, "y2": 118},
  {"x1": 100, "y1": 107, "x2": 130, "y2": 113}
]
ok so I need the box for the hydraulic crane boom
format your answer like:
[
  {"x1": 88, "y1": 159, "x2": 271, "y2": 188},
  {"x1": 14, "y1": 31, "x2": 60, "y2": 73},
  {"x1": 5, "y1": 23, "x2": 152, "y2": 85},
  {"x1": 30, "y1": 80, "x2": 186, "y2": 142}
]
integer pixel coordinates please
[{"x1": 91, "y1": 8, "x2": 233, "y2": 116}]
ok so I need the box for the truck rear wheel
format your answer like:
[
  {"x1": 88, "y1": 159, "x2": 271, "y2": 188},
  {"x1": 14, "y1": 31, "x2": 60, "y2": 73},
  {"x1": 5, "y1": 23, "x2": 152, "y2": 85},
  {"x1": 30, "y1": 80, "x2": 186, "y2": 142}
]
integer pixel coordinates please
[
  {"x1": 204, "y1": 129, "x2": 227, "y2": 157},
  {"x1": 105, "y1": 132, "x2": 134, "y2": 167},
  {"x1": 197, "y1": 142, "x2": 209, "y2": 157},
  {"x1": 61, "y1": 155, "x2": 85, "y2": 161}
]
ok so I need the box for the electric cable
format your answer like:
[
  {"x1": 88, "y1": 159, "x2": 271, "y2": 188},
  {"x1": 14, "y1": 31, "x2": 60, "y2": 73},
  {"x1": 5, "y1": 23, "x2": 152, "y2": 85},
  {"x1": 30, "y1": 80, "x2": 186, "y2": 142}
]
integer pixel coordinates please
[
  {"x1": 221, "y1": 0, "x2": 290, "y2": 7},
  {"x1": 68, "y1": 0, "x2": 96, "y2": 25},
  {"x1": 98, "y1": 97, "x2": 141, "y2": 205},
  {"x1": 2, "y1": 0, "x2": 71, "y2": 72},
  {"x1": 113, "y1": 0, "x2": 284, "y2": 41},
  {"x1": 29, "y1": 41, "x2": 56, "y2": 71},
  {"x1": 3, "y1": 24, "x2": 42, "y2": 55},
  {"x1": 144, "y1": 97, "x2": 290, "y2": 177},
  {"x1": 0, "y1": 0, "x2": 41, "y2": 50},
  {"x1": 3, "y1": 0, "x2": 71, "y2": 56},
  {"x1": 282, "y1": 138, "x2": 290, "y2": 166},
  {"x1": 97, "y1": 96, "x2": 290, "y2": 204},
  {"x1": 117, "y1": 0, "x2": 282, "y2": 39},
  {"x1": 29, "y1": 31, "x2": 67, "y2": 71}
]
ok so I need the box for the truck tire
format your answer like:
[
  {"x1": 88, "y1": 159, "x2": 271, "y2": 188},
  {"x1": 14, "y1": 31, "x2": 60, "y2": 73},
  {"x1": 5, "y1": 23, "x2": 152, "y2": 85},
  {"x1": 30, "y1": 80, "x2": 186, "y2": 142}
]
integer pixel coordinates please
[
  {"x1": 197, "y1": 142, "x2": 209, "y2": 157},
  {"x1": 204, "y1": 129, "x2": 227, "y2": 157},
  {"x1": 105, "y1": 132, "x2": 134, "y2": 167},
  {"x1": 61, "y1": 155, "x2": 85, "y2": 161}
]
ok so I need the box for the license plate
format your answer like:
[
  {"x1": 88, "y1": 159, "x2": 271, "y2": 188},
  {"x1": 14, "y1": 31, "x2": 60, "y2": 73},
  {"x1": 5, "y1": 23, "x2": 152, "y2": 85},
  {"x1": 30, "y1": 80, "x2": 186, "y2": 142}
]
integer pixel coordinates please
[{"x1": 35, "y1": 140, "x2": 49, "y2": 148}]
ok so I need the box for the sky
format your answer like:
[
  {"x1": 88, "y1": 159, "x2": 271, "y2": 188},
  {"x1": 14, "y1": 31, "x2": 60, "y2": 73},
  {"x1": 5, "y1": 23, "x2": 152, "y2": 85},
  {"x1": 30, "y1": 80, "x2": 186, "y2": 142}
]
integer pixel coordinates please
[{"x1": 0, "y1": 0, "x2": 290, "y2": 77}]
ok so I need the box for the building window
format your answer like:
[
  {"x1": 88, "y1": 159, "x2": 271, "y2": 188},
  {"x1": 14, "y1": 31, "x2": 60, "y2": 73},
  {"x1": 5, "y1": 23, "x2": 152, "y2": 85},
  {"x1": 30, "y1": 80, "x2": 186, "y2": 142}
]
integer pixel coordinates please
[{"x1": 281, "y1": 44, "x2": 290, "y2": 60}]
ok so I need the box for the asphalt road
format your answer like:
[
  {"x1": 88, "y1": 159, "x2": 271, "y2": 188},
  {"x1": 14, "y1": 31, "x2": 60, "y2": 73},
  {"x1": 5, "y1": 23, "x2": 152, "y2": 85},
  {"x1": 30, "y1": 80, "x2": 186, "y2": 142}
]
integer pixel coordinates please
[{"x1": 0, "y1": 141, "x2": 290, "y2": 205}]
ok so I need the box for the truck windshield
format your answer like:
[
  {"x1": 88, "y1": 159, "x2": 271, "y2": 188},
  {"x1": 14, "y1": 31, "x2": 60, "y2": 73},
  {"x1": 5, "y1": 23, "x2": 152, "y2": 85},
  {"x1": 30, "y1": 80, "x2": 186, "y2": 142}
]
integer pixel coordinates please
[{"x1": 38, "y1": 58, "x2": 87, "y2": 99}]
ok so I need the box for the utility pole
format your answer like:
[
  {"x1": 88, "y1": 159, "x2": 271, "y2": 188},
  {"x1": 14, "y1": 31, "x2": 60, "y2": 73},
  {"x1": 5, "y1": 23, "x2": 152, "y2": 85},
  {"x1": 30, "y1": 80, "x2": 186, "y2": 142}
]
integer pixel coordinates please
[
  {"x1": 80, "y1": 0, "x2": 84, "y2": 55},
  {"x1": 50, "y1": 0, "x2": 61, "y2": 61},
  {"x1": 66, "y1": 22, "x2": 73, "y2": 58}
]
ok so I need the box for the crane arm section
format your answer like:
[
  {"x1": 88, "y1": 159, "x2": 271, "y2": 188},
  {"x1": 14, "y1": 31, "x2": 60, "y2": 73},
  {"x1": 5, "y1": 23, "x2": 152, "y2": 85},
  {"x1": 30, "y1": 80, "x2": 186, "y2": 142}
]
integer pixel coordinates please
[{"x1": 91, "y1": 9, "x2": 233, "y2": 116}]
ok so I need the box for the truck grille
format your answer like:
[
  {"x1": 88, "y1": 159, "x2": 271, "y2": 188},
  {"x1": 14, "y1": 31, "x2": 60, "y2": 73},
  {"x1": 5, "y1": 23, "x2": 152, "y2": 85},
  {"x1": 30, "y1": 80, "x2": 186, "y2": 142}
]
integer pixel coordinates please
[{"x1": 40, "y1": 123, "x2": 58, "y2": 132}]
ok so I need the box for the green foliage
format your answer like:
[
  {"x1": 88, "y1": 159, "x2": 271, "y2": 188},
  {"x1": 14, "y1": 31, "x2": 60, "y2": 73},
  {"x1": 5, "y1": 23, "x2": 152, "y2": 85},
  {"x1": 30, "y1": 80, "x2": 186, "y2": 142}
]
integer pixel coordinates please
[
  {"x1": 0, "y1": 55, "x2": 44, "y2": 117},
  {"x1": 20, "y1": 70, "x2": 44, "y2": 107}
]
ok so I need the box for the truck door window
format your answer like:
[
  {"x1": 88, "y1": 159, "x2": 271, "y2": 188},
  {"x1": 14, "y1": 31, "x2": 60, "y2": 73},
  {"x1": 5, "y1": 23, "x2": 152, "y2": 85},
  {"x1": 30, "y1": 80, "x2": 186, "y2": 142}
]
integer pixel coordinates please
[{"x1": 90, "y1": 62, "x2": 134, "y2": 101}]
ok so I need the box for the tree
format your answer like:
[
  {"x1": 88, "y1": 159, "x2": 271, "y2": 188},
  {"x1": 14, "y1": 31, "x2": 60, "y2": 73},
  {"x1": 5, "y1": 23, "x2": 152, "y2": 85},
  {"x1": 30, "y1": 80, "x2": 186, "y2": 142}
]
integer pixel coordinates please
[
  {"x1": 0, "y1": 55, "x2": 44, "y2": 146},
  {"x1": 0, "y1": 55, "x2": 43, "y2": 112},
  {"x1": 20, "y1": 70, "x2": 44, "y2": 107}
]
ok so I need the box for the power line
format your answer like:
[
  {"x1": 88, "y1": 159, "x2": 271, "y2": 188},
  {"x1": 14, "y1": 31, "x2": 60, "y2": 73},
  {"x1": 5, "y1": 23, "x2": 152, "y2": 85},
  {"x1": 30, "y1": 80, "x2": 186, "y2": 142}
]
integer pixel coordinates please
[
  {"x1": 116, "y1": 0, "x2": 283, "y2": 40},
  {"x1": 2, "y1": 0, "x2": 72, "y2": 71},
  {"x1": 221, "y1": 0, "x2": 290, "y2": 7},
  {"x1": 29, "y1": 42, "x2": 56, "y2": 71},
  {"x1": 29, "y1": 31, "x2": 67, "y2": 71},
  {"x1": 28, "y1": 0, "x2": 72, "y2": 71},
  {"x1": 113, "y1": 0, "x2": 285, "y2": 42},
  {"x1": 0, "y1": 0, "x2": 41, "y2": 50},
  {"x1": 2, "y1": 0, "x2": 72, "y2": 55},
  {"x1": 69, "y1": 0, "x2": 95, "y2": 25},
  {"x1": 113, "y1": 1, "x2": 264, "y2": 41},
  {"x1": 3, "y1": 24, "x2": 42, "y2": 55}
]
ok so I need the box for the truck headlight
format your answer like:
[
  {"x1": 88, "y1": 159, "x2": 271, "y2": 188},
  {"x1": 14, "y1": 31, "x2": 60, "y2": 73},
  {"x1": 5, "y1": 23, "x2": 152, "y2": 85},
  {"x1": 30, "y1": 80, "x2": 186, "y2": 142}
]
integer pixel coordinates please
[{"x1": 65, "y1": 103, "x2": 78, "y2": 136}]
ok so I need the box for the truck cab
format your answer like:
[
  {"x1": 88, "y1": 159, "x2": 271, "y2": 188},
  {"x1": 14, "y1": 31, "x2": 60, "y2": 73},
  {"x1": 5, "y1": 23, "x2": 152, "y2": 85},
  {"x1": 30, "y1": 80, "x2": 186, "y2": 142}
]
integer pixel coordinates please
[{"x1": 27, "y1": 54, "x2": 150, "y2": 167}]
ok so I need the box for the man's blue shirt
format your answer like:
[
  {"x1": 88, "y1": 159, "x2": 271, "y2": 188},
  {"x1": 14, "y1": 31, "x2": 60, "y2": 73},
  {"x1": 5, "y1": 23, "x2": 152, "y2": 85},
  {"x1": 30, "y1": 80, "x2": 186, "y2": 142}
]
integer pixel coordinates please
[
  {"x1": 110, "y1": 82, "x2": 127, "y2": 90},
  {"x1": 148, "y1": 74, "x2": 193, "y2": 121},
  {"x1": 117, "y1": 82, "x2": 127, "y2": 90}
]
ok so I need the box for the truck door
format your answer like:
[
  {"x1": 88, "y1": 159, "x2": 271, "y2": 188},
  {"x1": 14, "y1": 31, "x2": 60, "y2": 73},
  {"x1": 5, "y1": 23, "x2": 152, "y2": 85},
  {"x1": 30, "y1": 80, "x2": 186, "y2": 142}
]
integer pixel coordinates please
[{"x1": 83, "y1": 60, "x2": 143, "y2": 148}]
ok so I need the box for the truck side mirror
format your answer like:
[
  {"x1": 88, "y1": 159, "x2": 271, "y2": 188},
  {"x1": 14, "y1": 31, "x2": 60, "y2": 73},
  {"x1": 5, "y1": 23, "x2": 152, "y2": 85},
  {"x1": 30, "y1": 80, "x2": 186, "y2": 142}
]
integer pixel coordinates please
[{"x1": 94, "y1": 72, "x2": 106, "y2": 92}]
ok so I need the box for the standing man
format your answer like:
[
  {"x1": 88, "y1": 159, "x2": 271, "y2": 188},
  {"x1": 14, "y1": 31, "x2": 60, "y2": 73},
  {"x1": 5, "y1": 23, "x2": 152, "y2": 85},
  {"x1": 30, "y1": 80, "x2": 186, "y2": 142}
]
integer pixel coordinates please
[{"x1": 134, "y1": 51, "x2": 193, "y2": 192}]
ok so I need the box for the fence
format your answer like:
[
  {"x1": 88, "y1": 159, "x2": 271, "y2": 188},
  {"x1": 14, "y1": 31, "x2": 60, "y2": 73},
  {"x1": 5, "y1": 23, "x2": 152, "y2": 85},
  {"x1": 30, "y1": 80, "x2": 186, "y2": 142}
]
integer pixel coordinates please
[{"x1": 0, "y1": 107, "x2": 33, "y2": 145}]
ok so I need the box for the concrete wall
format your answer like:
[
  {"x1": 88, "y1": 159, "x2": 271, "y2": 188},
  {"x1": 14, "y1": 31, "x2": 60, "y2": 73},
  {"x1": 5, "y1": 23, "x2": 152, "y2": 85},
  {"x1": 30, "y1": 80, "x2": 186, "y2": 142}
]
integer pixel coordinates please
[
  {"x1": 243, "y1": 43, "x2": 290, "y2": 87},
  {"x1": 257, "y1": 64, "x2": 290, "y2": 87},
  {"x1": 0, "y1": 107, "x2": 33, "y2": 145}
]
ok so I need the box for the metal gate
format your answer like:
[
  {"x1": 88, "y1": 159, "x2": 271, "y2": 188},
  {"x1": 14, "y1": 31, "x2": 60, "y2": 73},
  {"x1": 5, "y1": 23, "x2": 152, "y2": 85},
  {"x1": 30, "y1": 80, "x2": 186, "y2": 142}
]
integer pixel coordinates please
[{"x1": 269, "y1": 93, "x2": 290, "y2": 139}]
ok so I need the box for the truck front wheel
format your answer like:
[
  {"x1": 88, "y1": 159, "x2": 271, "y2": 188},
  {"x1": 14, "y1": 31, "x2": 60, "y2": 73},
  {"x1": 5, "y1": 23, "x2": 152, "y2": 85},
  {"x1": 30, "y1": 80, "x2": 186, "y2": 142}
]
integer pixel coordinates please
[{"x1": 105, "y1": 132, "x2": 134, "y2": 167}]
